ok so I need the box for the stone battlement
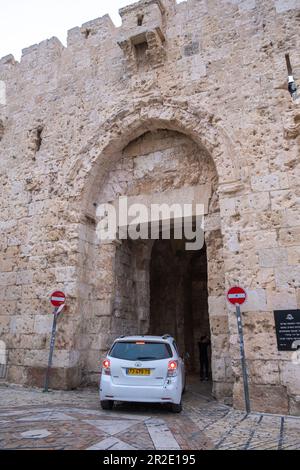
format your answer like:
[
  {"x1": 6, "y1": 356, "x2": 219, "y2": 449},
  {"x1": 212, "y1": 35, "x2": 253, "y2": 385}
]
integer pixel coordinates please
[{"x1": 0, "y1": 0, "x2": 299, "y2": 75}]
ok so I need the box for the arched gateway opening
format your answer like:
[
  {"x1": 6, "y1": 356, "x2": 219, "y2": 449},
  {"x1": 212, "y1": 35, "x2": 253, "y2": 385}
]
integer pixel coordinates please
[{"x1": 80, "y1": 116, "x2": 234, "y2": 404}]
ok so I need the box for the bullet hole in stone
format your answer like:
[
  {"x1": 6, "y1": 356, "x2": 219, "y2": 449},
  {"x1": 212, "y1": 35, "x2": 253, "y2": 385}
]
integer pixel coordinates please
[
  {"x1": 294, "y1": 115, "x2": 300, "y2": 124},
  {"x1": 36, "y1": 126, "x2": 43, "y2": 152}
]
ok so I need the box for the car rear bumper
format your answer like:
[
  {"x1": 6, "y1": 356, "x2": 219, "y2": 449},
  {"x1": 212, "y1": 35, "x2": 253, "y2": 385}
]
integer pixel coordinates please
[{"x1": 99, "y1": 375, "x2": 182, "y2": 404}]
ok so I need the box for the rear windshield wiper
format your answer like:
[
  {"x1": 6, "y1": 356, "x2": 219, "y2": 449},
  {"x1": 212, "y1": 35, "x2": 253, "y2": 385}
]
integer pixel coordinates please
[{"x1": 136, "y1": 357, "x2": 157, "y2": 360}]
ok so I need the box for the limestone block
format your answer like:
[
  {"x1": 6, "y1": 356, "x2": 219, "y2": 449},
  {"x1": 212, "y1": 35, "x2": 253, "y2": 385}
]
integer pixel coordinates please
[
  {"x1": 238, "y1": 0, "x2": 256, "y2": 11},
  {"x1": 274, "y1": 0, "x2": 300, "y2": 13},
  {"x1": 239, "y1": 230, "x2": 278, "y2": 250},
  {"x1": 233, "y1": 382, "x2": 289, "y2": 414},
  {"x1": 279, "y1": 362, "x2": 300, "y2": 395},
  {"x1": 279, "y1": 227, "x2": 300, "y2": 247},
  {"x1": 275, "y1": 266, "x2": 300, "y2": 289},
  {"x1": 288, "y1": 246, "x2": 300, "y2": 265},
  {"x1": 267, "y1": 288, "x2": 297, "y2": 310},
  {"x1": 0, "y1": 272, "x2": 16, "y2": 286},
  {"x1": 235, "y1": 192, "x2": 271, "y2": 213},
  {"x1": 86, "y1": 349, "x2": 106, "y2": 373},
  {"x1": 242, "y1": 331, "x2": 282, "y2": 361},
  {"x1": 271, "y1": 189, "x2": 300, "y2": 211},
  {"x1": 211, "y1": 357, "x2": 227, "y2": 381},
  {"x1": 16, "y1": 270, "x2": 33, "y2": 285},
  {"x1": 7, "y1": 365, "x2": 27, "y2": 385},
  {"x1": 10, "y1": 316, "x2": 34, "y2": 335},
  {"x1": 4, "y1": 286, "x2": 22, "y2": 301},
  {"x1": 24, "y1": 349, "x2": 77, "y2": 368},
  {"x1": 204, "y1": 213, "x2": 221, "y2": 231},
  {"x1": 0, "y1": 258, "x2": 15, "y2": 273},
  {"x1": 211, "y1": 333, "x2": 230, "y2": 353},
  {"x1": 93, "y1": 299, "x2": 113, "y2": 317},
  {"x1": 0, "y1": 315, "x2": 12, "y2": 334},
  {"x1": 212, "y1": 381, "x2": 234, "y2": 402},
  {"x1": 289, "y1": 395, "x2": 300, "y2": 416},
  {"x1": 255, "y1": 268, "x2": 275, "y2": 289},
  {"x1": 25, "y1": 365, "x2": 81, "y2": 390},
  {"x1": 19, "y1": 333, "x2": 47, "y2": 350},
  {"x1": 34, "y1": 315, "x2": 53, "y2": 335},
  {"x1": 251, "y1": 172, "x2": 289, "y2": 192},
  {"x1": 248, "y1": 360, "x2": 280, "y2": 385},
  {"x1": 258, "y1": 247, "x2": 288, "y2": 268},
  {"x1": 256, "y1": 210, "x2": 285, "y2": 231},
  {"x1": 224, "y1": 250, "x2": 259, "y2": 273},
  {"x1": 210, "y1": 315, "x2": 229, "y2": 336},
  {"x1": 282, "y1": 208, "x2": 300, "y2": 228},
  {"x1": 219, "y1": 197, "x2": 236, "y2": 217},
  {"x1": 241, "y1": 311, "x2": 275, "y2": 335},
  {"x1": 66, "y1": 27, "x2": 82, "y2": 48},
  {"x1": 51, "y1": 266, "x2": 77, "y2": 283},
  {"x1": 208, "y1": 296, "x2": 227, "y2": 317}
]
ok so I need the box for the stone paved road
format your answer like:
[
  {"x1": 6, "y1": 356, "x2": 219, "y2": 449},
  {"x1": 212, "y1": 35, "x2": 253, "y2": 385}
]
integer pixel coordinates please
[{"x1": 0, "y1": 379, "x2": 299, "y2": 450}]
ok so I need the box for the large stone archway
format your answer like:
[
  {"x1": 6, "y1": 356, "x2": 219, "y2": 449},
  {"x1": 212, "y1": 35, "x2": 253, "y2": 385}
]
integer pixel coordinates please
[
  {"x1": 66, "y1": 100, "x2": 243, "y2": 209},
  {"x1": 75, "y1": 105, "x2": 239, "y2": 403}
]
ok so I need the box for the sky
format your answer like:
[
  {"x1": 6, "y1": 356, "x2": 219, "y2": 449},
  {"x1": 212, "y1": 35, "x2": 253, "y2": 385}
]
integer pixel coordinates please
[{"x1": 0, "y1": 0, "x2": 141, "y2": 60}]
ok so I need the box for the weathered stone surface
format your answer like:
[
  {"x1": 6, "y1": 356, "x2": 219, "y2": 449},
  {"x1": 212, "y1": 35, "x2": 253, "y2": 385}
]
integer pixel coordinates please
[
  {"x1": 233, "y1": 382, "x2": 289, "y2": 415},
  {"x1": 279, "y1": 362, "x2": 300, "y2": 395},
  {"x1": 0, "y1": 0, "x2": 299, "y2": 415}
]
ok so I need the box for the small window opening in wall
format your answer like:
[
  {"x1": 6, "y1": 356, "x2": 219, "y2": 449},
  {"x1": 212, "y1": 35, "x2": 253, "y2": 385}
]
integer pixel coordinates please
[
  {"x1": 135, "y1": 41, "x2": 149, "y2": 67},
  {"x1": 137, "y1": 14, "x2": 144, "y2": 26}
]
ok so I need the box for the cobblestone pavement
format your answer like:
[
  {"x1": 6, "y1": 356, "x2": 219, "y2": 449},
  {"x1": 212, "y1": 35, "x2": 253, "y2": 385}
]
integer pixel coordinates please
[{"x1": 0, "y1": 378, "x2": 300, "y2": 450}]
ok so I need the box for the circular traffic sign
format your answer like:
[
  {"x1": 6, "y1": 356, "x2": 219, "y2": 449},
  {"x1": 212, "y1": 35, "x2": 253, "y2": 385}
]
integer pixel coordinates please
[
  {"x1": 50, "y1": 291, "x2": 66, "y2": 307},
  {"x1": 227, "y1": 286, "x2": 247, "y2": 305}
]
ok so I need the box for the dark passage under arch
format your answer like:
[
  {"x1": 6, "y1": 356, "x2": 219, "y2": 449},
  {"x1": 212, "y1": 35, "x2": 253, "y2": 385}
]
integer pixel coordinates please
[{"x1": 149, "y1": 239, "x2": 211, "y2": 376}]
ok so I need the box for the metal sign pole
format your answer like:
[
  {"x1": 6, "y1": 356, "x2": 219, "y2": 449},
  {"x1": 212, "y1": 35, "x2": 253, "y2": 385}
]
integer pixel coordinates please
[
  {"x1": 43, "y1": 308, "x2": 59, "y2": 393},
  {"x1": 235, "y1": 303, "x2": 251, "y2": 414}
]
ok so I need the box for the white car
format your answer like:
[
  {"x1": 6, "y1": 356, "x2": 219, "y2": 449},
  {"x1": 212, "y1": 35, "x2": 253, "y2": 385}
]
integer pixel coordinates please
[{"x1": 100, "y1": 335, "x2": 185, "y2": 413}]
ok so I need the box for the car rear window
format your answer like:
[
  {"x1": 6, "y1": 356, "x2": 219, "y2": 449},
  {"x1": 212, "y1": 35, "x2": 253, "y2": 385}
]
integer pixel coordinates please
[{"x1": 109, "y1": 341, "x2": 172, "y2": 361}]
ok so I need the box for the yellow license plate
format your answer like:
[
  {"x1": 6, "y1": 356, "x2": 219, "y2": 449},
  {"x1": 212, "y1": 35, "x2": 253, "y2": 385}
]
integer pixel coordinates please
[{"x1": 127, "y1": 368, "x2": 150, "y2": 376}]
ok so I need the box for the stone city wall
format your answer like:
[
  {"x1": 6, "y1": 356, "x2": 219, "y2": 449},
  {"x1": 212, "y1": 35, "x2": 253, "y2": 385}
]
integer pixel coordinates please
[{"x1": 0, "y1": 0, "x2": 300, "y2": 413}]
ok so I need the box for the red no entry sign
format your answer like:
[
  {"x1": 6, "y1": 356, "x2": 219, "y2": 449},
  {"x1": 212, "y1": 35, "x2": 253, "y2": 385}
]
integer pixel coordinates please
[
  {"x1": 50, "y1": 291, "x2": 66, "y2": 307},
  {"x1": 227, "y1": 286, "x2": 247, "y2": 305}
]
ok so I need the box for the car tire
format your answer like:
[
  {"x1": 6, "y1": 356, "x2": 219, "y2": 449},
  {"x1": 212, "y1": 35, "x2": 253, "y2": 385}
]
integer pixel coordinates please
[
  {"x1": 101, "y1": 400, "x2": 114, "y2": 410},
  {"x1": 170, "y1": 402, "x2": 182, "y2": 413}
]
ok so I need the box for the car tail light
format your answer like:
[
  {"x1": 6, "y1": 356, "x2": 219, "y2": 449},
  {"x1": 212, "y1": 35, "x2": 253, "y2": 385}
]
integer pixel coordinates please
[
  {"x1": 167, "y1": 360, "x2": 178, "y2": 377},
  {"x1": 102, "y1": 359, "x2": 111, "y2": 376}
]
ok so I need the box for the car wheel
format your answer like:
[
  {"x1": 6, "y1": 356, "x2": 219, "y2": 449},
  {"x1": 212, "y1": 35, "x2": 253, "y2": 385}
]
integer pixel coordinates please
[
  {"x1": 101, "y1": 400, "x2": 114, "y2": 410},
  {"x1": 170, "y1": 402, "x2": 182, "y2": 413}
]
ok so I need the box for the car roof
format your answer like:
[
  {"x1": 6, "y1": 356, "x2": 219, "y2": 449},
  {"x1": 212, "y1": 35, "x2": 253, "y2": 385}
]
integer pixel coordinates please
[{"x1": 114, "y1": 335, "x2": 174, "y2": 343}]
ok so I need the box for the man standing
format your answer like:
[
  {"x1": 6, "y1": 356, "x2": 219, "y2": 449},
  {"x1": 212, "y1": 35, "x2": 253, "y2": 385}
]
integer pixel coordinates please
[{"x1": 198, "y1": 335, "x2": 211, "y2": 381}]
